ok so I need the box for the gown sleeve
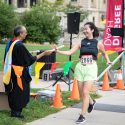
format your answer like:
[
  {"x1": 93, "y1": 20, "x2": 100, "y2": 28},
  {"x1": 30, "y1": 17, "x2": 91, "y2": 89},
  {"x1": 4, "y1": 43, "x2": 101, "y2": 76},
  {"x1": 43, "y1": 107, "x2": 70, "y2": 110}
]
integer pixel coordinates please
[{"x1": 12, "y1": 43, "x2": 37, "y2": 67}]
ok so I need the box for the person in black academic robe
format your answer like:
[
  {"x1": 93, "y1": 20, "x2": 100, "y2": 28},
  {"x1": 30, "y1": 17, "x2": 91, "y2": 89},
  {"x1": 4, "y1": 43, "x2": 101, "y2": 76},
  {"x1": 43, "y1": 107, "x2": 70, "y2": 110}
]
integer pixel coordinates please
[{"x1": 4, "y1": 25, "x2": 53, "y2": 118}]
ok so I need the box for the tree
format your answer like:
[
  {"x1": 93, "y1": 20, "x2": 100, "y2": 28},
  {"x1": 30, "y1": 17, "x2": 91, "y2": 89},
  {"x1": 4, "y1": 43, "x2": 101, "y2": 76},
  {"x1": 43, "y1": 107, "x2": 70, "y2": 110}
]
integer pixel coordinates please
[
  {"x1": 21, "y1": 2, "x2": 61, "y2": 44},
  {"x1": 0, "y1": 2, "x2": 20, "y2": 39}
]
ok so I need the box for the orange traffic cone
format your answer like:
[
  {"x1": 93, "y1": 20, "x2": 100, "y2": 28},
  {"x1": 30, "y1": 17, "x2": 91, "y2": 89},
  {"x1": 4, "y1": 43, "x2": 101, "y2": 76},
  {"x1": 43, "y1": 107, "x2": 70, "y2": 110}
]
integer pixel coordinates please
[
  {"x1": 52, "y1": 84, "x2": 65, "y2": 108},
  {"x1": 101, "y1": 72, "x2": 112, "y2": 91},
  {"x1": 114, "y1": 70, "x2": 125, "y2": 89},
  {"x1": 68, "y1": 78, "x2": 80, "y2": 100}
]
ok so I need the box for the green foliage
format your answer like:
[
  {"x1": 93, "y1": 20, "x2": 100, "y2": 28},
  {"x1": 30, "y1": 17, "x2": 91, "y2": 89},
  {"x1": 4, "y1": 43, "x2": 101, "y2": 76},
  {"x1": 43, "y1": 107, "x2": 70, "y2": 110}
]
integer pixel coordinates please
[
  {"x1": 0, "y1": 2, "x2": 20, "y2": 38},
  {"x1": 21, "y1": 3, "x2": 61, "y2": 44}
]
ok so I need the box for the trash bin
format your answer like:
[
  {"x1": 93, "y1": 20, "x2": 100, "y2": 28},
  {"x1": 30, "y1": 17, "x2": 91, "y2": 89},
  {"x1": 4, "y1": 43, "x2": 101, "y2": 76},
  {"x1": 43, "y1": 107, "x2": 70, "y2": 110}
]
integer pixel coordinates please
[{"x1": 37, "y1": 50, "x2": 56, "y2": 78}]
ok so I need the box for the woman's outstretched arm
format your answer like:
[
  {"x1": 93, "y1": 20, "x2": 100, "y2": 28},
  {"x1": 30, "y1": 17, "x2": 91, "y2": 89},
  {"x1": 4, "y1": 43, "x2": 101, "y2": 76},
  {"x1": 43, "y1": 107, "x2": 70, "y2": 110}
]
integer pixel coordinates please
[{"x1": 56, "y1": 42, "x2": 80, "y2": 56}]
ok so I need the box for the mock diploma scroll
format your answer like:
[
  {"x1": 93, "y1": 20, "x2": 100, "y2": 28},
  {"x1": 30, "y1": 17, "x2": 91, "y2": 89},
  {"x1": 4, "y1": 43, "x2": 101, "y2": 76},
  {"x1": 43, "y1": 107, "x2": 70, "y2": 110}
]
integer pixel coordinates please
[{"x1": 30, "y1": 45, "x2": 65, "y2": 53}]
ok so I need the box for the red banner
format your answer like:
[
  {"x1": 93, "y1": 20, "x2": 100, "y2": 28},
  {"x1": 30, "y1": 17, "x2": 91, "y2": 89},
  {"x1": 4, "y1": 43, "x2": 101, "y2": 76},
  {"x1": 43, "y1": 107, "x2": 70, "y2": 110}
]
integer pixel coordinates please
[{"x1": 103, "y1": 0, "x2": 123, "y2": 51}]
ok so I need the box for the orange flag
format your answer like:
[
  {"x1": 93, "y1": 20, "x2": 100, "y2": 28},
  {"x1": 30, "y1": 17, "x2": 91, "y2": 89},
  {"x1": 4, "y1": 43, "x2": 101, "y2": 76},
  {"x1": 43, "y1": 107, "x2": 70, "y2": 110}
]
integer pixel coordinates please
[{"x1": 12, "y1": 65, "x2": 24, "y2": 90}]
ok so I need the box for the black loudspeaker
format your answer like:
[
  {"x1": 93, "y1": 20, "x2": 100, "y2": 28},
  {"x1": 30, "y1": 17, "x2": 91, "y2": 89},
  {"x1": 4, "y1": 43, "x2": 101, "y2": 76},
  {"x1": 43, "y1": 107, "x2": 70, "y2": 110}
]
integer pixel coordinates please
[
  {"x1": 67, "y1": 12, "x2": 80, "y2": 34},
  {"x1": 110, "y1": 28, "x2": 124, "y2": 37},
  {"x1": 37, "y1": 50, "x2": 56, "y2": 78}
]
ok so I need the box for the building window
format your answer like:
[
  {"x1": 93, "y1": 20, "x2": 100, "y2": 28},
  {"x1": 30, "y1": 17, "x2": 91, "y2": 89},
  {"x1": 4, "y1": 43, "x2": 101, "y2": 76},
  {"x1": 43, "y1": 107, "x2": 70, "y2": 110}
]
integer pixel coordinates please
[
  {"x1": 91, "y1": 0, "x2": 96, "y2": 8},
  {"x1": 101, "y1": 14, "x2": 105, "y2": 21},
  {"x1": 103, "y1": 0, "x2": 106, "y2": 4},
  {"x1": 30, "y1": 0, "x2": 37, "y2": 7},
  {"x1": 17, "y1": 0, "x2": 27, "y2": 8},
  {"x1": 9, "y1": 0, "x2": 12, "y2": 4}
]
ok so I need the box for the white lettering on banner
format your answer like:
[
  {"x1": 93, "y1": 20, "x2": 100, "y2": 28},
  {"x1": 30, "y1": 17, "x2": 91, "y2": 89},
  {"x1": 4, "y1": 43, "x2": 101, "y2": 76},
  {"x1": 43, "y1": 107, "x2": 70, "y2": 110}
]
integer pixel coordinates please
[
  {"x1": 103, "y1": 0, "x2": 123, "y2": 50},
  {"x1": 114, "y1": 18, "x2": 121, "y2": 28},
  {"x1": 115, "y1": 5, "x2": 121, "y2": 11},
  {"x1": 106, "y1": 28, "x2": 111, "y2": 39},
  {"x1": 104, "y1": 39, "x2": 111, "y2": 46},
  {"x1": 115, "y1": 11, "x2": 120, "y2": 17},
  {"x1": 113, "y1": 36, "x2": 120, "y2": 46},
  {"x1": 103, "y1": 21, "x2": 113, "y2": 46},
  {"x1": 113, "y1": 5, "x2": 121, "y2": 46},
  {"x1": 114, "y1": 5, "x2": 121, "y2": 28}
]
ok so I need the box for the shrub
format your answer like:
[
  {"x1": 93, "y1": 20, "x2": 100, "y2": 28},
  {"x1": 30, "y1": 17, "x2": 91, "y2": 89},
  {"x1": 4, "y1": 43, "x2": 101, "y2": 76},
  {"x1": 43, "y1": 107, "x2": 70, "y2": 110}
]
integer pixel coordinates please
[
  {"x1": 21, "y1": 3, "x2": 61, "y2": 44},
  {"x1": 0, "y1": 2, "x2": 20, "y2": 39}
]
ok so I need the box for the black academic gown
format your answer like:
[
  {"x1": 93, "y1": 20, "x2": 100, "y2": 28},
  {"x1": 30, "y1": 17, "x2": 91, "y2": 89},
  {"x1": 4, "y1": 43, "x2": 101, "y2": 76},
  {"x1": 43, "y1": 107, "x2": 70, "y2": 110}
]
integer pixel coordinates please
[{"x1": 5, "y1": 41, "x2": 36, "y2": 111}]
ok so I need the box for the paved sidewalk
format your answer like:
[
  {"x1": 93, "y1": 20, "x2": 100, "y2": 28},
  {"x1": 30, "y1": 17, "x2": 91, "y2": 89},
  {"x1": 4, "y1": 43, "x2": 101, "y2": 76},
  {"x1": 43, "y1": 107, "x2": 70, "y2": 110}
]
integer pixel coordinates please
[{"x1": 28, "y1": 78, "x2": 125, "y2": 125}]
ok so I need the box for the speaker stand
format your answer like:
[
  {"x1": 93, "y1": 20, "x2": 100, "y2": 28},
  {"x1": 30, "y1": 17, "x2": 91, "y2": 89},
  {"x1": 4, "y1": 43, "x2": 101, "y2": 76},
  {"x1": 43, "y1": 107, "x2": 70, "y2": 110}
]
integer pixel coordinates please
[
  {"x1": 67, "y1": 33, "x2": 73, "y2": 91},
  {"x1": 69, "y1": 33, "x2": 72, "y2": 61}
]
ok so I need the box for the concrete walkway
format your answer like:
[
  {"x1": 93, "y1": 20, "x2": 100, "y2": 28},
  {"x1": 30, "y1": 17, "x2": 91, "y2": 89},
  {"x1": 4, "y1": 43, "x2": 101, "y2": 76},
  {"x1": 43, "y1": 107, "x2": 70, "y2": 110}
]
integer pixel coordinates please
[{"x1": 27, "y1": 78, "x2": 125, "y2": 125}]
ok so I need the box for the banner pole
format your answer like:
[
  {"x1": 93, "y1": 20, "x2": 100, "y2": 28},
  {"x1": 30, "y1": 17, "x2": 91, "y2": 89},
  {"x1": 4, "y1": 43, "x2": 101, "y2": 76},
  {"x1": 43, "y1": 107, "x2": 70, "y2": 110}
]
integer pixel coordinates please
[{"x1": 97, "y1": 51, "x2": 124, "y2": 82}]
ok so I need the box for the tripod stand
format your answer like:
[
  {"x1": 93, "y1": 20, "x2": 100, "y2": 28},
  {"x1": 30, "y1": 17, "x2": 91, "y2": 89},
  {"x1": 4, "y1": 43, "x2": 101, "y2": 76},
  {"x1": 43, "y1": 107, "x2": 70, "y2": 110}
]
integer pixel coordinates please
[
  {"x1": 52, "y1": 67, "x2": 74, "y2": 88},
  {"x1": 52, "y1": 34, "x2": 74, "y2": 91}
]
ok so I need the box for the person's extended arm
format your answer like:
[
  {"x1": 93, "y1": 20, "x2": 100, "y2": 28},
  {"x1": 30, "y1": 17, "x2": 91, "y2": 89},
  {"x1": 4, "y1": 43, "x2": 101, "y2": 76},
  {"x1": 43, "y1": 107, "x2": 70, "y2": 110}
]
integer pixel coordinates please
[
  {"x1": 98, "y1": 42, "x2": 111, "y2": 64},
  {"x1": 56, "y1": 43, "x2": 80, "y2": 56},
  {"x1": 36, "y1": 50, "x2": 54, "y2": 60},
  {"x1": 16, "y1": 44, "x2": 55, "y2": 66}
]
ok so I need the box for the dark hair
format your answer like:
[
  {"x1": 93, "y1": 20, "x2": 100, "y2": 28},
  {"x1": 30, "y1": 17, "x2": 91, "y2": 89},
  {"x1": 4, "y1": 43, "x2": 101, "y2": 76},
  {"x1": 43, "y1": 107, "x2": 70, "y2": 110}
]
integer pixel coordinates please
[
  {"x1": 14, "y1": 25, "x2": 24, "y2": 37},
  {"x1": 84, "y1": 22, "x2": 99, "y2": 38}
]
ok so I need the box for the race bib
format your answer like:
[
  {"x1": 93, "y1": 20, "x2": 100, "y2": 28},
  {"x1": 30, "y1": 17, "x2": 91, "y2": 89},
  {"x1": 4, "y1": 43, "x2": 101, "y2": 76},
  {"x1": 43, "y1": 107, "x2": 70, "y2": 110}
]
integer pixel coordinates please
[{"x1": 80, "y1": 55, "x2": 93, "y2": 65}]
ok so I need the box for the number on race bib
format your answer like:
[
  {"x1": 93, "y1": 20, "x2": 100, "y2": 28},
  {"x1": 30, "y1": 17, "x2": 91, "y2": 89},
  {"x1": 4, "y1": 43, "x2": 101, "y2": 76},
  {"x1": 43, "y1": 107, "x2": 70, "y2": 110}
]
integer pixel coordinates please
[{"x1": 80, "y1": 55, "x2": 93, "y2": 65}]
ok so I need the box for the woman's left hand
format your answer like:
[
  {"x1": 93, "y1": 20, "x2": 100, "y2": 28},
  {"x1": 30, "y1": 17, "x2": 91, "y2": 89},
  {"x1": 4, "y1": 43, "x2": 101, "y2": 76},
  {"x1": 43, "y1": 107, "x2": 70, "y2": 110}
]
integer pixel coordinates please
[
  {"x1": 106, "y1": 61, "x2": 112, "y2": 65},
  {"x1": 52, "y1": 44, "x2": 58, "y2": 52}
]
